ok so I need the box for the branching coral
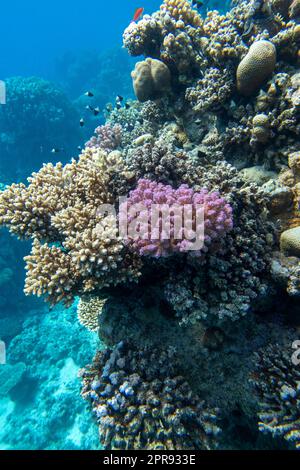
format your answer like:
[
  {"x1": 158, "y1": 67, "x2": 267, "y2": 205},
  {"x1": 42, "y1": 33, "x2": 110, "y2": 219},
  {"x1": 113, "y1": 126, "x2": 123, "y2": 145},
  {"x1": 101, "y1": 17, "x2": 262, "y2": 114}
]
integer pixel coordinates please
[
  {"x1": 0, "y1": 147, "x2": 142, "y2": 306},
  {"x1": 120, "y1": 178, "x2": 233, "y2": 258},
  {"x1": 77, "y1": 296, "x2": 107, "y2": 332},
  {"x1": 85, "y1": 123, "x2": 122, "y2": 152},
  {"x1": 80, "y1": 341, "x2": 221, "y2": 450},
  {"x1": 253, "y1": 343, "x2": 300, "y2": 449}
]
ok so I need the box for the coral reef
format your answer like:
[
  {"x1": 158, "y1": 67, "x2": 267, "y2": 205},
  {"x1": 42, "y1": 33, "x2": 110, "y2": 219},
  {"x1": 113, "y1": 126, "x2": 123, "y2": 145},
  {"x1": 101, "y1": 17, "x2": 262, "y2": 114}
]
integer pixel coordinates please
[
  {"x1": 80, "y1": 341, "x2": 220, "y2": 450},
  {"x1": 0, "y1": 77, "x2": 81, "y2": 181},
  {"x1": 85, "y1": 123, "x2": 122, "y2": 152},
  {"x1": 0, "y1": 304, "x2": 99, "y2": 450},
  {"x1": 1, "y1": 0, "x2": 300, "y2": 452},
  {"x1": 0, "y1": 149, "x2": 142, "y2": 306},
  {"x1": 253, "y1": 343, "x2": 300, "y2": 449}
]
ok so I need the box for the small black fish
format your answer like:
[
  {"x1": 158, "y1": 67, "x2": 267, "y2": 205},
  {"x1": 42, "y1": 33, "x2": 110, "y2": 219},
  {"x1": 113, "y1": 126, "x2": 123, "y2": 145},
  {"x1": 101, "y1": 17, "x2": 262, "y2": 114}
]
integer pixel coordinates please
[
  {"x1": 192, "y1": 0, "x2": 204, "y2": 9},
  {"x1": 116, "y1": 103, "x2": 122, "y2": 110},
  {"x1": 86, "y1": 105, "x2": 94, "y2": 112},
  {"x1": 84, "y1": 91, "x2": 94, "y2": 97},
  {"x1": 51, "y1": 148, "x2": 62, "y2": 154},
  {"x1": 77, "y1": 146, "x2": 82, "y2": 151},
  {"x1": 80, "y1": 118, "x2": 85, "y2": 127},
  {"x1": 93, "y1": 107, "x2": 100, "y2": 116},
  {"x1": 125, "y1": 102, "x2": 131, "y2": 109},
  {"x1": 116, "y1": 95, "x2": 124, "y2": 102},
  {"x1": 106, "y1": 105, "x2": 112, "y2": 113}
]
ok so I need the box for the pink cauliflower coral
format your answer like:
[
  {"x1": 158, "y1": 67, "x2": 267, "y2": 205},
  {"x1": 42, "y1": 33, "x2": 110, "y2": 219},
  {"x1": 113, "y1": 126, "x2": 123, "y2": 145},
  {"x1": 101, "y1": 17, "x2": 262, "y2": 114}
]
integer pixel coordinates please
[{"x1": 119, "y1": 179, "x2": 233, "y2": 257}]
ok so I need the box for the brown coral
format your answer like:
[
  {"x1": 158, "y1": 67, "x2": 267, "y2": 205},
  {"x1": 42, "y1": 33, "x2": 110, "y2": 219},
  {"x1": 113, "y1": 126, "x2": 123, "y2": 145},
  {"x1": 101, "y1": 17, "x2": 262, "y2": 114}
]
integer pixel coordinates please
[
  {"x1": 237, "y1": 40, "x2": 277, "y2": 96},
  {"x1": 131, "y1": 58, "x2": 171, "y2": 102}
]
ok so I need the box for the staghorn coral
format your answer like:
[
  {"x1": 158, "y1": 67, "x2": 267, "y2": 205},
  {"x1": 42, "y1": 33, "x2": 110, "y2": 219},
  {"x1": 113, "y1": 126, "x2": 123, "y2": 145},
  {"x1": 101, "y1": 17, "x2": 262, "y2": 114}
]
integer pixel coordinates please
[
  {"x1": 77, "y1": 296, "x2": 107, "y2": 332},
  {"x1": 253, "y1": 343, "x2": 300, "y2": 449},
  {"x1": 120, "y1": 178, "x2": 233, "y2": 258},
  {"x1": 80, "y1": 341, "x2": 220, "y2": 450},
  {"x1": 237, "y1": 40, "x2": 277, "y2": 96}
]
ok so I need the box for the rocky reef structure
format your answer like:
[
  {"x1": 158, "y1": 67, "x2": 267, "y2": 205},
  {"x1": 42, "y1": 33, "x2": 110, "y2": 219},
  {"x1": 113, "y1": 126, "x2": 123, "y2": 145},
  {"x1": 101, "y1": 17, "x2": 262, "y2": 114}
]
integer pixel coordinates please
[{"x1": 1, "y1": 0, "x2": 300, "y2": 451}]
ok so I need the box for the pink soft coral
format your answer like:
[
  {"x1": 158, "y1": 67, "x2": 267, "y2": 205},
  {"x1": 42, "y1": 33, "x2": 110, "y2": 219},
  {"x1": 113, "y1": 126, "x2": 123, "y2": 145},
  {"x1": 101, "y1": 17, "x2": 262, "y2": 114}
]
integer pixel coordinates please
[{"x1": 119, "y1": 179, "x2": 233, "y2": 257}]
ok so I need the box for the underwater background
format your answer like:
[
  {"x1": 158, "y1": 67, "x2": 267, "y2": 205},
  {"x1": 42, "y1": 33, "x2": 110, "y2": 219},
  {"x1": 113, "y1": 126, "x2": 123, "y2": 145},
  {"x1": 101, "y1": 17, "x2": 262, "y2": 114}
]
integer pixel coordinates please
[{"x1": 0, "y1": 0, "x2": 299, "y2": 451}]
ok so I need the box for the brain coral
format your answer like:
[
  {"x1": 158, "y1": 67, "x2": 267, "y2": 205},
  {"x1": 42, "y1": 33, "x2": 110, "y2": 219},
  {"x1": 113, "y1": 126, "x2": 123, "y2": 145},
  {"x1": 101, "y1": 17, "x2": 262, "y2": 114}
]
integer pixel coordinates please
[
  {"x1": 80, "y1": 341, "x2": 221, "y2": 450},
  {"x1": 280, "y1": 226, "x2": 300, "y2": 257},
  {"x1": 131, "y1": 58, "x2": 171, "y2": 102},
  {"x1": 237, "y1": 40, "x2": 277, "y2": 96}
]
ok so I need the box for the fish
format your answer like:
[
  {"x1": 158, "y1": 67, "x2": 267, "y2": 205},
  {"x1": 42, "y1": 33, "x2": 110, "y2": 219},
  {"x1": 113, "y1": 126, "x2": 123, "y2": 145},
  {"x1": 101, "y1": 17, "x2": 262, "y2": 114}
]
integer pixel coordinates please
[
  {"x1": 191, "y1": 0, "x2": 204, "y2": 9},
  {"x1": 51, "y1": 148, "x2": 63, "y2": 154},
  {"x1": 132, "y1": 7, "x2": 144, "y2": 23},
  {"x1": 93, "y1": 107, "x2": 100, "y2": 116},
  {"x1": 116, "y1": 103, "x2": 122, "y2": 110},
  {"x1": 84, "y1": 91, "x2": 94, "y2": 97},
  {"x1": 125, "y1": 102, "x2": 131, "y2": 109},
  {"x1": 80, "y1": 118, "x2": 85, "y2": 127},
  {"x1": 116, "y1": 95, "x2": 124, "y2": 102}
]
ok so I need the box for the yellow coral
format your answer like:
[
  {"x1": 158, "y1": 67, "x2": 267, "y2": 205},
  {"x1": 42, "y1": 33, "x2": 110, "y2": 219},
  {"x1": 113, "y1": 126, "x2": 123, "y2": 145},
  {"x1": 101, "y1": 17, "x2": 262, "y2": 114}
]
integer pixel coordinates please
[
  {"x1": 160, "y1": 0, "x2": 202, "y2": 27},
  {"x1": 77, "y1": 296, "x2": 107, "y2": 332}
]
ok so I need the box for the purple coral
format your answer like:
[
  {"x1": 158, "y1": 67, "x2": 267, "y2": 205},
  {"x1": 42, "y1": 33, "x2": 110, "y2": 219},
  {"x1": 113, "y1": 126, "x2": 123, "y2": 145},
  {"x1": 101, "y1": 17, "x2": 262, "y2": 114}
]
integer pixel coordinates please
[
  {"x1": 85, "y1": 123, "x2": 122, "y2": 152},
  {"x1": 119, "y1": 178, "x2": 233, "y2": 257}
]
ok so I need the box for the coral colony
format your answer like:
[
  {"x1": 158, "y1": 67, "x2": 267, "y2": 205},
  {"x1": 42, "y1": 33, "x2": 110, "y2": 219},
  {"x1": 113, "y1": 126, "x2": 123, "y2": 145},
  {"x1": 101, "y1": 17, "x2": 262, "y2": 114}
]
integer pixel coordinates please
[{"x1": 1, "y1": 0, "x2": 300, "y2": 450}]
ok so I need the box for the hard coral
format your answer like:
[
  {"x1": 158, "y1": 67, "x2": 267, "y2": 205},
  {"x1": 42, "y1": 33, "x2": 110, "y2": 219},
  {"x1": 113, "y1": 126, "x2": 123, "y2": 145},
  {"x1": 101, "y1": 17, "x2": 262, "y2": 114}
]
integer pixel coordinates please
[
  {"x1": 237, "y1": 40, "x2": 277, "y2": 95},
  {"x1": 80, "y1": 341, "x2": 221, "y2": 450},
  {"x1": 0, "y1": 147, "x2": 142, "y2": 306},
  {"x1": 253, "y1": 343, "x2": 300, "y2": 449},
  {"x1": 131, "y1": 58, "x2": 171, "y2": 102},
  {"x1": 120, "y1": 178, "x2": 233, "y2": 258},
  {"x1": 77, "y1": 296, "x2": 107, "y2": 332}
]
